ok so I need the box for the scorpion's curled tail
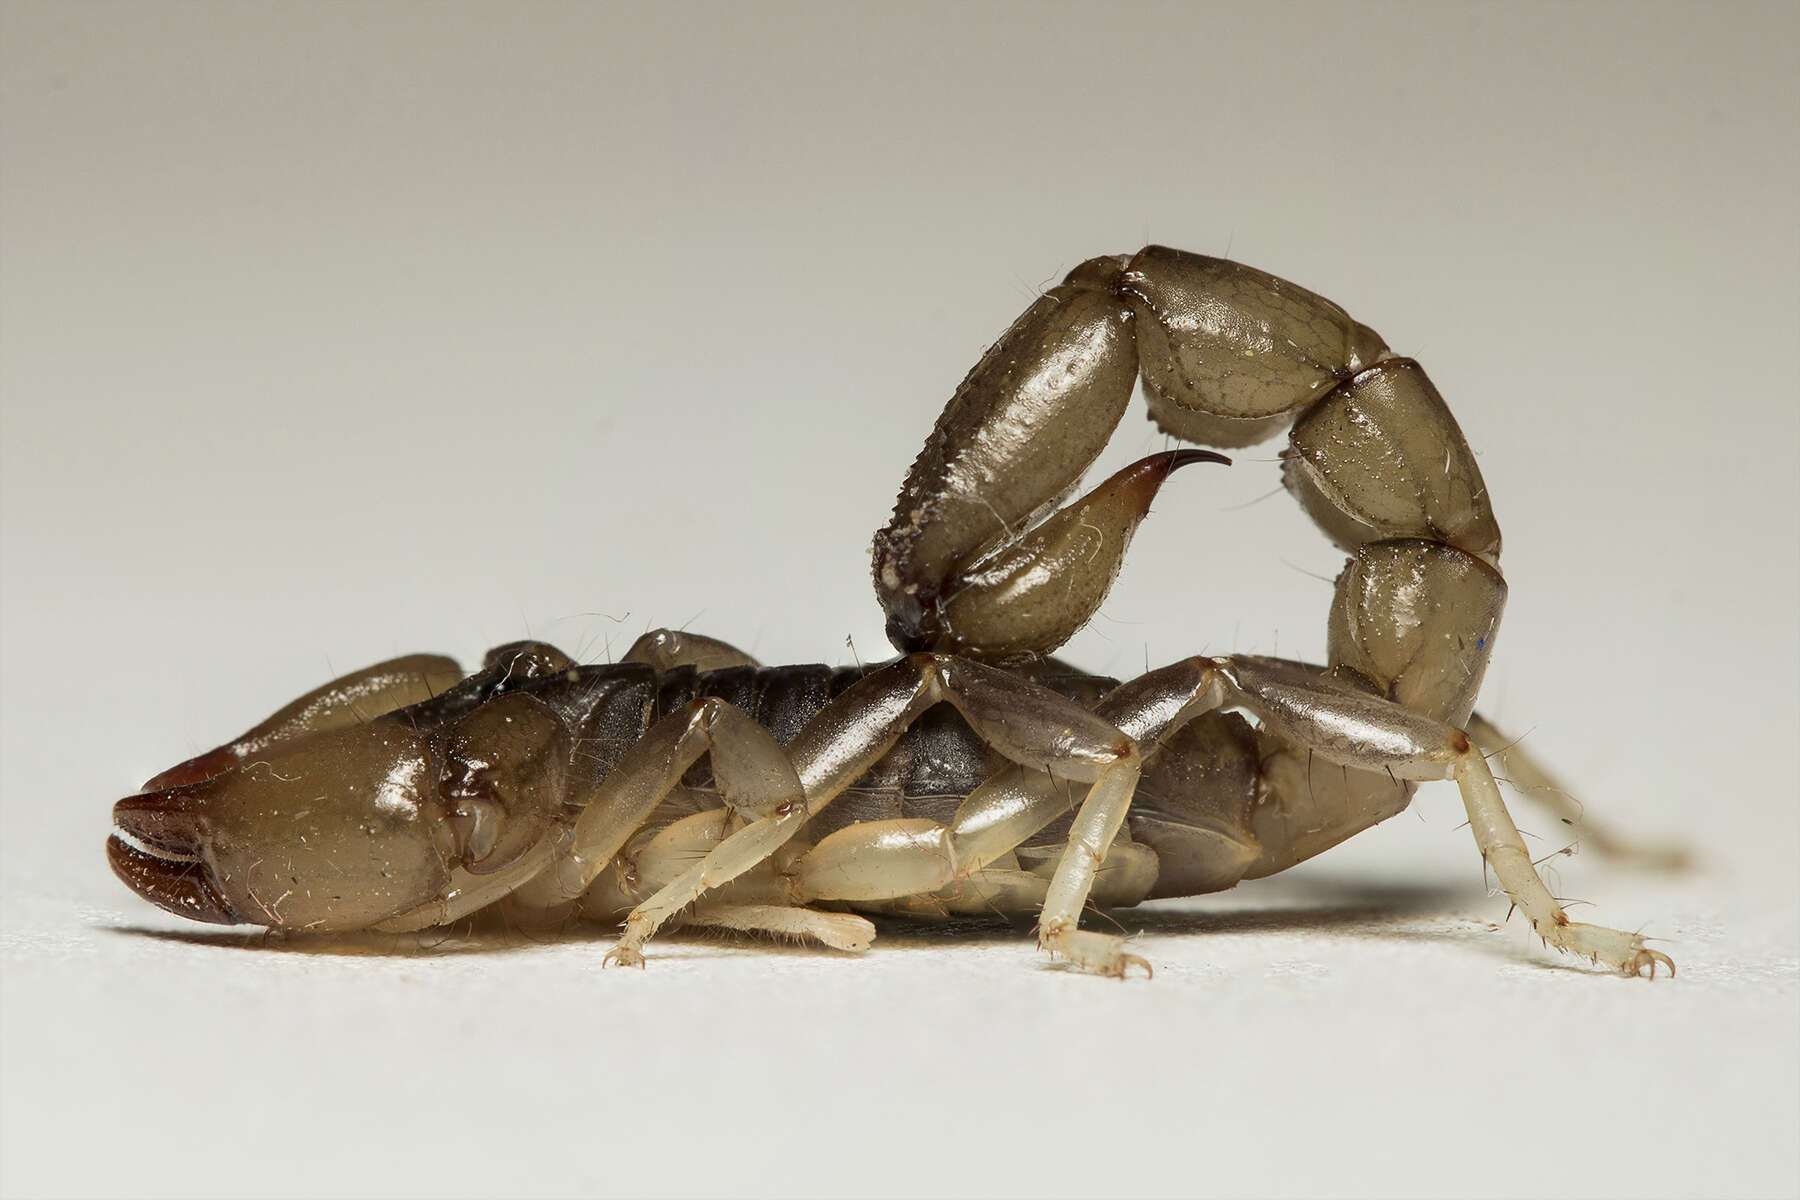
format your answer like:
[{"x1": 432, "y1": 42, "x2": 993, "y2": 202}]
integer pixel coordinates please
[{"x1": 872, "y1": 245, "x2": 1504, "y2": 730}]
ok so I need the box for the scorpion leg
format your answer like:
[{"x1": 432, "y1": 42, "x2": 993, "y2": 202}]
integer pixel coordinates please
[
  {"x1": 580, "y1": 808, "x2": 880, "y2": 950},
  {"x1": 499, "y1": 695, "x2": 805, "y2": 938},
  {"x1": 682, "y1": 904, "x2": 876, "y2": 952},
  {"x1": 621, "y1": 629, "x2": 761, "y2": 672},
  {"x1": 1211, "y1": 656, "x2": 1674, "y2": 976},
  {"x1": 790, "y1": 822, "x2": 1157, "y2": 913},
  {"x1": 602, "y1": 654, "x2": 1142, "y2": 969},
  {"x1": 787, "y1": 658, "x2": 1227, "y2": 974}
]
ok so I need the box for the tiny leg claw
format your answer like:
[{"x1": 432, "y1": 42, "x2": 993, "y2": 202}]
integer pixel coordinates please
[
  {"x1": 602, "y1": 943, "x2": 645, "y2": 969},
  {"x1": 1039, "y1": 920, "x2": 1153, "y2": 979},
  {"x1": 604, "y1": 911, "x2": 653, "y2": 967},
  {"x1": 1535, "y1": 918, "x2": 1676, "y2": 978}
]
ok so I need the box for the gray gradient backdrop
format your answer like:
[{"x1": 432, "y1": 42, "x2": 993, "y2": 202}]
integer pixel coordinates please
[{"x1": 4, "y1": 4, "x2": 1796, "y2": 1198}]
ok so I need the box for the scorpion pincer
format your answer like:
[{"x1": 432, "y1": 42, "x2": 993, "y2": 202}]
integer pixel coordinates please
[{"x1": 110, "y1": 247, "x2": 1676, "y2": 979}]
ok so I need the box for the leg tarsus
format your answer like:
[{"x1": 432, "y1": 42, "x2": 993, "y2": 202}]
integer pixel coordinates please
[
  {"x1": 1458, "y1": 748, "x2": 1676, "y2": 977},
  {"x1": 602, "y1": 942, "x2": 645, "y2": 969},
  {"x1": 1537, "y1": 917, "x2": 1675, "y2": 978},
  {"x1": 690, "y1": 904, "x2": 876, "y2": 953},
  {"x1": 603, "y1": 905, "x2": 876, "y2": 966},
  {"x1": 1037, "y1": 918, "x2": 1152, "y2": 980}
]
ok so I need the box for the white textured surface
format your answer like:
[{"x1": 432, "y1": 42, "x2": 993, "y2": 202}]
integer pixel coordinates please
[
  {"x1": 4, "y1": 851, "x2": 1796, "y2": 1199},
  {"x1": 4, "y1": 4, "x2": 1797, "y2": 1197}
]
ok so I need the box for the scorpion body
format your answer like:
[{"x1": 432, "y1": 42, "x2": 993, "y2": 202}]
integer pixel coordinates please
[
  {"x1": 110, "y1": 642, "x2": 1277, "y2": 939},
  {"x1": 109, "y1": 247, "x2": 1675, "y2": 978}
]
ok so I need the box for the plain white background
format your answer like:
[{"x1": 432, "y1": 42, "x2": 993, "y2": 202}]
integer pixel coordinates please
[{"x1": 3, "y1": 3, "x2": 1796, "y2": 1197}]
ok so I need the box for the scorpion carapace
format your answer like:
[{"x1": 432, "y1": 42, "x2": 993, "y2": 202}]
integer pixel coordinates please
[{"x1": 110, "y1": 248, "x2": 1675, "y2": 978}]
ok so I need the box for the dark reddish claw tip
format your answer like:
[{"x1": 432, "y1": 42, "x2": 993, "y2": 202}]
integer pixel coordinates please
[{"x1": 109, "y1": 789, "x2": 241, "y2": 925}]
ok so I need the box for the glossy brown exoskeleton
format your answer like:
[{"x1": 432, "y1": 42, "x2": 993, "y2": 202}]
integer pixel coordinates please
[{"x1": 110, "y1": 249, "x2": 1675, "y2": 977}]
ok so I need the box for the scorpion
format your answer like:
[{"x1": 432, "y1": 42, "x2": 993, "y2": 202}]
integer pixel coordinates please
[{"x1": 108, "y1": 247, "x2": 1676, "y2": 979}]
